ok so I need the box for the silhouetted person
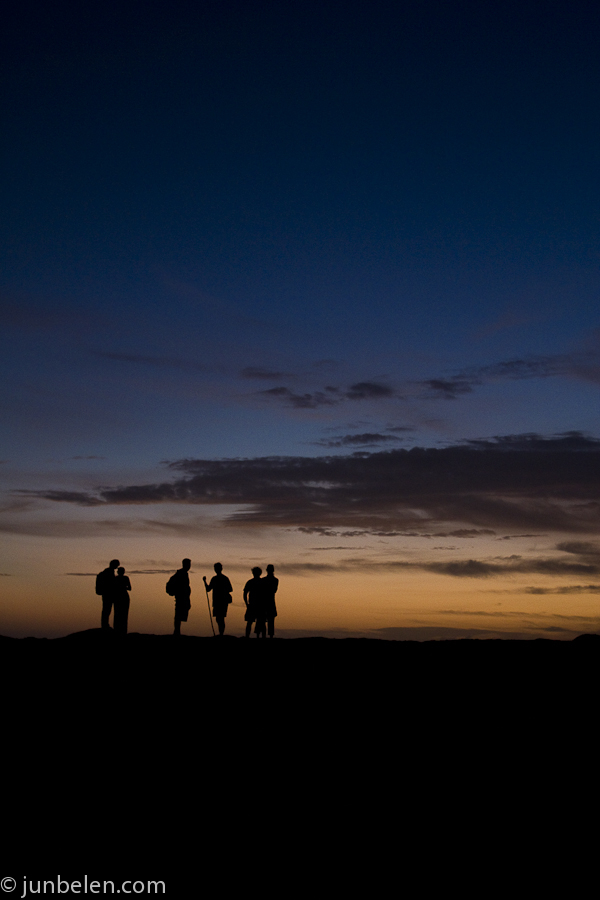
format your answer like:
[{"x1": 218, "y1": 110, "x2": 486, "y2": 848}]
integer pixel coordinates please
[
  {"x1": 203, "y1": 563, "x2": 232, "y2": 636},
  {"x1": 170, "y1": 559, "x2": 191, "y2": 636},
  {"x1": 96, "y1": 559, "x2": 120, "y2": 630},
  {"x1": 243, "y1": 567, "x2": 263, "y2": 638},
  {"x1": 113, "y1": 566, "x2": 131, "y2": 636},
  {"x1": 263, "y1": 564, "x2": 279, "y2": 638}
]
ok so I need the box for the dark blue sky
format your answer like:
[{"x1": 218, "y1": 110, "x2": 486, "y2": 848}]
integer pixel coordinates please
[
  {"x1": 2, "y1": 0, "x2": 600, "y2": 538},
  {"x1": 5, "y1": 1, "x2": 600, "y2": 345}
]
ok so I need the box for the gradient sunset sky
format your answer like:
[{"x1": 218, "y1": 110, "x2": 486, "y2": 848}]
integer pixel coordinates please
[{"x1": 2, "y1": 0, "x2": 600, "y2": 639}]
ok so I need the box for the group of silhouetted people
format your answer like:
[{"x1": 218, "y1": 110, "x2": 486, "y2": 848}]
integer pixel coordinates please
[
  {"x1": 96, "y1": 560, "x2": 131, "y2": 636},
  {"x1": 96, "y1": 558, "x2": 279, "y2": 638},
  {"x1": 243, "y1": 565, "x2": 279, "y2": 638}
]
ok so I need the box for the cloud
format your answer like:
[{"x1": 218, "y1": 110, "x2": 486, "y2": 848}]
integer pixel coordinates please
[
  {"x1": 258, "y1": 386, "x2": 340, "y2": 409},
  {"x1": 296, "y1": 526, "x2": 497, "y2": 538},
  {"x1": 463, "y1": 432, "x2": 598, "y2": 452},
  {"x1": 313, "y1": 433, "x2": 402, "y2": 448},
  {"x1": 420, "y1": 554, "x2": 600, "y2": 579},
  {"x1": 424, "y1": 559, "x2": 500, "y2": 577},
  {"x1": 251, "y1": 343, "x2": 596, "y2": 410},
  {"x1": 418, "y1": 347, "x2": 600, "y2": 400},
  {"x1": 65, "y1": 572, "x2": 102, "y2": 576},
  {"x1": 240, "y1": 367, "x2": 296, "y2": 379},
  {"x1": 16, "y1": 490, "x2": 105, "y2": 507},
  {"x1": 420, "y1": 378, "x2": 477, "y2": 400},
  {"x1": 250, "y1": 345, "x2": 600, "y2": 410},
  {"x1": 55, "y1": 549, "x2": 600, "y2": 581},
  {"x1": 0, "y1": 515, "x2": 217, "y2": 538},
  {"x1": 524, "y1": 584, "x2": 600, "y2": 595},
  {"x1": 15, "y1": 432, "x2": 600, "y2": 538},
  {"x1": 258, "y1": 380, "x2": 396, "y2": 408},
  {"x1": 309, "y1": 546, "x2": 365, "y2": 551},
  {"x1": 344, "y1": 382, "x2": 395, "y2": 400},
  {"x1": 556, "y1": 541, "x2": 600, "y2": 559},
  {"x1": 65, "y1": 568, "x2": 184, "y2": 576},
  {"x1": 477, "y1": 356, "x2": 572, "y2": 381}
]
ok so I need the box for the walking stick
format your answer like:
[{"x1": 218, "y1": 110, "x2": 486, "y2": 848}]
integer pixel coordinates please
[{"x1": 203, "y1": 576, "x2": 216, "y2": 636}]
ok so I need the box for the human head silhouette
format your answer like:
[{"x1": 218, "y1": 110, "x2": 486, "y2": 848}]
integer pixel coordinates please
[
  {"x1": 267, "y1": 564, "x2": 275, "y2": 573},
  {"x1": 252, "y1": 566, "x2": 262, "y2": 576},
  {"x1": 182, "y1": 558, "x2": 191, "y2": 570},
  {"x1": 214, "y1": 562, "x2": 223, "y2": 573},
  {"x1": 110, "y1": 559, "x2": 120, "y2": 569},
  {"x1": 117, "y1": 567, "x2": 125, "y2": 576}
]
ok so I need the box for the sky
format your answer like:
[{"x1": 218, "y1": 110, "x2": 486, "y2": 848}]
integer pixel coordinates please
[{"x1": 2, "y1": 0, "x2": 600, "y2": 639}]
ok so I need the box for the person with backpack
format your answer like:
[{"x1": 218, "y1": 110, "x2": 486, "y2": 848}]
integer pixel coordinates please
[
  {"x1": 166, "y1": 558, "x2": 192, "y2": 636},
  {"x1": 96, "y1": 558, "x2": 120, "y2": 631}
]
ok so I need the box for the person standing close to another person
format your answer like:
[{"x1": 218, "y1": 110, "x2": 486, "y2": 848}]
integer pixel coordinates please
[
  {"x1": 203, "y1": 563, "x2": 233, "y2": 636},
  {"x1": 243, "y1": 567, "x2": 263, "y2": 638},
  {"x1": 167, "y1": 558, "x2": 192, "y2": 636},
  {"x1": 96, "y1": 558, "x2": 120, "y2": 631},
  {"x1": 113, "y1": 566, "x2": 132, "y2": 636},
  {"x1": 263, "y1": 564, "x2": 279, "y2": 639}
]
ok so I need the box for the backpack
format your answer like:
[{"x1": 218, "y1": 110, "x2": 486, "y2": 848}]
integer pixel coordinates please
[
  {"x1": 96, "y1": 570, "x2": 109, "y2": 596},
  {"x1": 166, "y1": 573, "x2": 178, "y2": 596}
]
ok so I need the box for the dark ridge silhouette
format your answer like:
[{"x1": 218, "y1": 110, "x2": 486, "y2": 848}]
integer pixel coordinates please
[
  {"x1": 4, "y1": 627, "x2": 598, "y2": 725},
  {"x1": 3, "y1": 628, "x2": 597, "y2": 887},
  {"x1": 2, "y1": 628, "x2": 599, "y2": 673},
  {"x1": 3, "y1": 627, "x2": 599, "y2": 745}
]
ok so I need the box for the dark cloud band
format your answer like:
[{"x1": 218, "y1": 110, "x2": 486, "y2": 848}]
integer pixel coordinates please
[{"x1": 17, "y1": 432, "x2": 600, "y2": 536}]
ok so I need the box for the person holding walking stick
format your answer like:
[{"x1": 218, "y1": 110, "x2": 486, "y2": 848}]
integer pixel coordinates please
[{"x1": 203, "y1": 563, "x2": 233, "y2": 637}]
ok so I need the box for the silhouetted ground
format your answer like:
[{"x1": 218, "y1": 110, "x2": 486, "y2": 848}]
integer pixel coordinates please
[
  {"x1": 3, "y1": 628, "x2": 599, "y2": 701},
  {"x1": 3, "y1": 630, "x2": 597, "y2": 891}
]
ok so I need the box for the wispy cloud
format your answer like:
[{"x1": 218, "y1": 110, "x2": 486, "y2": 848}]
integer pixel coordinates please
[
  {"x1": 524, "y1": 584, "x2": 600, "y2": 595},
  {"x1": 258, "y1": 380, "x2": 396, "y2": 409},
  {"x1": 240, "y1": 367, "x2": 296, "y2": 380},
  {"x1": 312, "y1": 433, "x2": 402, "y2": 448},
  {"x1": 296, "y1": 526, "x2": 497, "y2": 538},
  {"x1": 65, "y1": 568, "x2": 175, "y2": 576},
  {"x1": 344, "y1": 382, "x2": 395, "y2": 400},
  {"x1": 417, "y1": 347, "x2": 600, "y2": 400},
  {"x1": 250, "y1": 346, "x2": 600, "y2": 410},
  {"x1": 0, "y1": 516, "x2": 217, "y2": 538},
  {"x1": 258, "y1": 386, "x2": 341, "y2": 409},
  {"x1": 420, "y1": 378, "x2": 476, "y2": 400}
]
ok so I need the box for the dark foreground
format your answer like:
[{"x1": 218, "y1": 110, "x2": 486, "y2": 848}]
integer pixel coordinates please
[
  {"x1": 4, "y1": 628, "x2": 600, "y2": 712},
  {"x1": 3, "y1": 627, "x2": 599, "y2": 692},
  {"x1": 3, "y1": 630, "x2": 597, "y2": 891}
]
